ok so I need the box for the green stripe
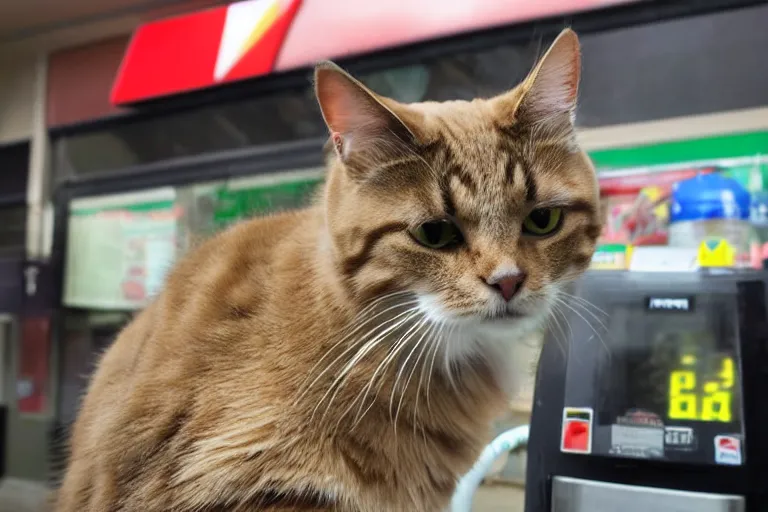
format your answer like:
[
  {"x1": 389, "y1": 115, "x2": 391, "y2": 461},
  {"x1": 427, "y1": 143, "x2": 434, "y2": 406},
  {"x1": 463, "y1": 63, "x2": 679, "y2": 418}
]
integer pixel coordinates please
[
  {"x1": 589, "y1": 131, "x2": 768, "y2": 172},
  {"x1": 71, "y1": 200, "x2": 175, "y2": 216}
]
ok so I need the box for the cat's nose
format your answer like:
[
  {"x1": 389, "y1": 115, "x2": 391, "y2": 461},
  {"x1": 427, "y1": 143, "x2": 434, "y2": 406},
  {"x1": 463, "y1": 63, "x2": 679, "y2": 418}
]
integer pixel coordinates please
[{"x1": 486, "y1": 273, "x2": 526, "y2": 302}]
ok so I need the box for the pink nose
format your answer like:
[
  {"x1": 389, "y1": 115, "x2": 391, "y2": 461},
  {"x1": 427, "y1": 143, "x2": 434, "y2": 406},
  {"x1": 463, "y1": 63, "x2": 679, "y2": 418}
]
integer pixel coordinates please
[{"x1": 487, "y1": 273, "x2": 525, "y2": 302}]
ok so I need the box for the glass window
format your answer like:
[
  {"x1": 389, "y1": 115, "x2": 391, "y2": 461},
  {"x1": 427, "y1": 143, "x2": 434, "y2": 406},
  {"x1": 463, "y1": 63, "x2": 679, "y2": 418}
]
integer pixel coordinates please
[
  {"x1": 62, "y1": 167, "x2": 323, "y2": 310},
  {"x1": 52, "y1": 39, "x2": 542, "y2": 180}
]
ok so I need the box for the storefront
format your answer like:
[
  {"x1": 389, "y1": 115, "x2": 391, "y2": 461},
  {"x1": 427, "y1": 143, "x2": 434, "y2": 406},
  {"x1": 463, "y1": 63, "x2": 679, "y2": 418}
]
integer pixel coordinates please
[{"x1": 47, "y1": 0, "x2": 768, "y2": 486}]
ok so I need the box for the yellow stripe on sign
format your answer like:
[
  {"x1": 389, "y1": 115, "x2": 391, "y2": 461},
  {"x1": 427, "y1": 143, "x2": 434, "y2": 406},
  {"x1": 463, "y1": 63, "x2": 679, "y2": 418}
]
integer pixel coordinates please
[{"x1": 237, "y1": 0, "x2": 280, "y2": 61}]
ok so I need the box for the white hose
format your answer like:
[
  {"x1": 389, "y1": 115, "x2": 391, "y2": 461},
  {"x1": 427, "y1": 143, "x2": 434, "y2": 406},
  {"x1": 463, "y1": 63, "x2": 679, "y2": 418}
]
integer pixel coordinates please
[{"x1": 450, "y1": 425, "x2": 530, "y2": 512}]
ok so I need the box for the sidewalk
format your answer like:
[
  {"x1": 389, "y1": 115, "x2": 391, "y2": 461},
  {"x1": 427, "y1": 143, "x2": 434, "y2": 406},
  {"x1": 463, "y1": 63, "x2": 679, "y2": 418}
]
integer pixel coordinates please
[
  {"x1": 474, "y1": 484, "x2": 526, "y2": 511},
  {"x1": 0, "y1": 479, "x2": 49, "y2": 512},
  {"x1": 0, "y1": 478, "x2": 524, "y2": 511}
]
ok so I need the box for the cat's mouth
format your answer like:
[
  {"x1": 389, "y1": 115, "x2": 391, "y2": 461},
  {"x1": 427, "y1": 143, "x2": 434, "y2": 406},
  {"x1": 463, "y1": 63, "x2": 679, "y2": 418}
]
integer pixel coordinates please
[{"x1": 482, "y1": 308, "x2": 527, "y2": 322}]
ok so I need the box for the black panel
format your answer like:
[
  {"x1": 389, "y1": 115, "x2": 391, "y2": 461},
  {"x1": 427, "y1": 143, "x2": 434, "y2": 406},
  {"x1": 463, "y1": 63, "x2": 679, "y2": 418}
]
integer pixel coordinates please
[
  {"x1": 525, "y1": 271, "x2": 768, "y2": 512},
  {"x1": 0, "y1": 257, "x2": 23, "y2": 314},
  {"x1": 0, "y1": 142, "x2": 29, "y2": 206},
  {"x1": 578, "y1": 3, "x2": 768, "y2": 126},
  {"x1": 0, "y1": 205, "x2": 27, "y2": 257},
  {"x1": 22, "y1": 261, "x2": 56, "y2": 315},
  {"x1": 736, "y1": 281, "x2": 768, "y2": 510}
]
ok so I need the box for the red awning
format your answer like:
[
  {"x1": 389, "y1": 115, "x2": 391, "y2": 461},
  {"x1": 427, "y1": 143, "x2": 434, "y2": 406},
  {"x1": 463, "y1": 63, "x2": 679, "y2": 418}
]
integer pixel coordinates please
[{"x1": 111, "y1": 0, "x2": 636, "y2": 106}]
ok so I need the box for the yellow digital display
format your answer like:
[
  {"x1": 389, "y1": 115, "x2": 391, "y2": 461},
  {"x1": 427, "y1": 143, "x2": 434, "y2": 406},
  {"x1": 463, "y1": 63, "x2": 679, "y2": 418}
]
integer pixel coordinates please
[{"x1": 668, "y1": 354, "x2": 735, "y2": 423}]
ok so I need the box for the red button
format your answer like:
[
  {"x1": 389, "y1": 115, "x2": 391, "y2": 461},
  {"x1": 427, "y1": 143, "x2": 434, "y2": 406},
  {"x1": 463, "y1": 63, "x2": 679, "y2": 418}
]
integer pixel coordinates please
[{"x1": 562, "y1": 420, "x2": 590, "y2": 452}]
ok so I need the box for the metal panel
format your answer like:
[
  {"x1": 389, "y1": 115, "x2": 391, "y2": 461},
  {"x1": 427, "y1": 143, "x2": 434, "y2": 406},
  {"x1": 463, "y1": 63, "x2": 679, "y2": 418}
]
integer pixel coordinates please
[{"x1": 552, "y1": 476, "x2": 745, "y2": 512}]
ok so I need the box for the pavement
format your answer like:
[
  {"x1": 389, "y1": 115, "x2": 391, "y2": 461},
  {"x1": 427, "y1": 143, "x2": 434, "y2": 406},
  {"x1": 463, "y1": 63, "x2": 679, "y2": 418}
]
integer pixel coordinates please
[
  {"x1": 0, "y1": 478, "x2": 525, "y2": 511},
  {"x1": 474, "y1": 485, "x2": 526, "y2": 511},
  {"x1": 0, "y1": 479, "x2": 50, "y2": 512}
]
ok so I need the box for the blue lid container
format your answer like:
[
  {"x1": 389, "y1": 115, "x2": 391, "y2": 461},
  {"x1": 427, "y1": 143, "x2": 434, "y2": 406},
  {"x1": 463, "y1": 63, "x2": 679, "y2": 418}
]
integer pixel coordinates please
[
  {"x1": 670, "y1": 173, "x2": 751, "y2": 223},
  {"x1": 751, "y1": 190, "x2": 768, "y2": 227}
]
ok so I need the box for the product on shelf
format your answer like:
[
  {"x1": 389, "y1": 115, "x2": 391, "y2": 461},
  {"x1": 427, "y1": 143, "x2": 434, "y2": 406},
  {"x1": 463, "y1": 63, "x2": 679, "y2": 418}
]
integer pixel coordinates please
[
  {"x1": 668, "y1": 173, "x2": 752, "y2": 268},
  {"x1": 598, "y1": 167, "x2": 717, "y2": 247}
]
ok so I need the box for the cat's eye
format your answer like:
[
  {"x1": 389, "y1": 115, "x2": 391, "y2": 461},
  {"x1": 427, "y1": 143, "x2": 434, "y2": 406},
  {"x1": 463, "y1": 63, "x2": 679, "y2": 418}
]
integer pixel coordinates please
[
  {"x1": 522, "y1": 208, "x2": 564, "y2": 236},
  {"x1": 410, "y1": 219, "x2": 464, "y2": 249}
]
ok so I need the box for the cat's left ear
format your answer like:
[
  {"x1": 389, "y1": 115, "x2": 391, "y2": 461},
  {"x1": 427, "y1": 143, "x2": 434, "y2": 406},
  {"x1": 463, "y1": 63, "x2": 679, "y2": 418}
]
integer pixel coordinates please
[{"x1": 503, "y1": 28, "x2": 581, "y2": 127}]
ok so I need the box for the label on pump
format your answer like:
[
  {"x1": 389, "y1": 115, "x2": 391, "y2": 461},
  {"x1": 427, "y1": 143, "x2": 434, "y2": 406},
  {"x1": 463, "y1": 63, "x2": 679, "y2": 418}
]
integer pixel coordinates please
[
  {"x1": 561, "y1": 407, "x2": 593, "y2": 455},
  {"x1": 714, "y1": 435, "x2": 743, "y2": 465}
]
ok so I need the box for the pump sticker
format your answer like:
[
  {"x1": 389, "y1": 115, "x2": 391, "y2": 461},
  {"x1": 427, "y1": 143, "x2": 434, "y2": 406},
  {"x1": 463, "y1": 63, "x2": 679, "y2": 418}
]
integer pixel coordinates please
[
  {"x1": 561, "y1": 407, "x2": 593, "y2": 455},
  {"x1": 609, "y1": 409, "x2": 664, "y2": 459},
  {"x1": 664, "y1": 426, "x2": 697, "y2": 452},
  {"x1": 714, "y1": 435, "x2": 742, "y2": 465}
]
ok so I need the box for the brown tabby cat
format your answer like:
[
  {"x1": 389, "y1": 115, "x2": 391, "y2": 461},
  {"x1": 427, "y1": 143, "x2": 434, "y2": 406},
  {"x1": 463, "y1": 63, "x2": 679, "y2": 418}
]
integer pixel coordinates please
[{"x1": 55, "y1": 28, "x2": 600, "y2": 512}]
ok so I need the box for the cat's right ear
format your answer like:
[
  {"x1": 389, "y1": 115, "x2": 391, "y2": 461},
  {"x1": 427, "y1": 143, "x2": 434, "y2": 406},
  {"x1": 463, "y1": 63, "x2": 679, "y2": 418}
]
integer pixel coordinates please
[
  {"x1": 497, "y1": 28, "x2": 581, "y2": 135},
  {"x1": 314, "y1": 61, "x2": 418, "y2": 162}
]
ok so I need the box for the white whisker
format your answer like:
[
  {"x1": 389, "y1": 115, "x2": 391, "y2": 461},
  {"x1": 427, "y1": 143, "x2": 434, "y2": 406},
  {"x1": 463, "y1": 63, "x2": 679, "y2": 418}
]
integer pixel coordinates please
[
  {"x1": 315, "y1": 308, "x2": 420, "y2": 423},
  {"x1": 296, "y1": 297, "x2": 417, "y2": 407}
]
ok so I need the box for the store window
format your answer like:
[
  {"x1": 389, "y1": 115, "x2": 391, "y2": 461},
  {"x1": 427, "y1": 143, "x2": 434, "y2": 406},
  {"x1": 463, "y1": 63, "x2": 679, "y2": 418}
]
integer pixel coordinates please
[
  {"x1": 52, "y1": 40, "x2": 541, "y2": 180},
  {"x1": 63, "y1": 167, "x2": 323, "y2": 310}
]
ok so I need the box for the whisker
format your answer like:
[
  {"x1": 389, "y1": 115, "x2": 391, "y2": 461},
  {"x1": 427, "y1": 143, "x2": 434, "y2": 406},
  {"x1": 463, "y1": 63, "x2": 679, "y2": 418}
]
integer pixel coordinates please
[
  {"x1": 559, "y1": 291, "x2": 609, "y2": 318},
  {"x1": 392, "y1": 321, "x2": 436, "y2": 434},
  {"x1": 296, "y1": 297, "x2": 418, "y2": 406},
  {"x1": 298, "y1": 290, "x2": 412, "y2": 378},
  {"x1": 317, "y1": 308, "x2": 422, "y2": 424},
  {"x1": 389, "y1": 320, "x2": 433, "y2": 430},
  {"x1": 413, "y1": 321, "x2": 441, "y2": 430},
  {"x1": 547, "y1": 305, "x2": 569, "y2": 361},
  {"x1": 552, "y1": 295, "x2": 610, "y2": 359},
  {"x1": 558, "y1": 292, "x2": 609, "y2": 333},
  {"x1": 349, "y1": 315, "x2": 430, "y2": 427},
  {"x1": 441, "y1": 323, "x2": 462, "y2": 396},
  {"x1": 424, "y1": 320, "x2": 444, "y2": 419}
]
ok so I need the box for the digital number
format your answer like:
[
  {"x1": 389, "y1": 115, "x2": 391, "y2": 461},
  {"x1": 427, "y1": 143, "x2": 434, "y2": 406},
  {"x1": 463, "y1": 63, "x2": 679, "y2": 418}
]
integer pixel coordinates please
[
  {"x1": 668, "y1": 356, "x2": 735, "y2": 423},
  {"x1": 700, "y1": 382, "x2": 732, "y2": 422},
  {"x1": 669, "y1": 370, "x2": 698, "y2": 420},
  {"x1": 718, "y1": 357, "x2": 734, "y2": 389}
]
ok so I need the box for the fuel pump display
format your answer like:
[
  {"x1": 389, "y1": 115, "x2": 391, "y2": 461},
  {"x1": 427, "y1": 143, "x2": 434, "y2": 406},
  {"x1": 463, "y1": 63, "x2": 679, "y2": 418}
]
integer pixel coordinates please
[
  {"x1": 525, "y1": 272, "x2": 768, "y2": 512},
  {"x1": 616, "y1": 328, "x2": 741, "y2": 425},
  {"x1": 560, "y1": 279, "x2": 746, "y2": 466}
]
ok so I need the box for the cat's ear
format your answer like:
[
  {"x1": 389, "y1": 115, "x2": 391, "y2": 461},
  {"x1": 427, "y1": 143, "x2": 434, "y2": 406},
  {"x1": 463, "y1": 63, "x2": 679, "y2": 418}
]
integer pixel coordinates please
[
  {"x1": 511, "y1": 29, "x2": 581, "y2": 126},
  {"x1": 314, "y1": 61, "x2": 418, "y2": 162}
]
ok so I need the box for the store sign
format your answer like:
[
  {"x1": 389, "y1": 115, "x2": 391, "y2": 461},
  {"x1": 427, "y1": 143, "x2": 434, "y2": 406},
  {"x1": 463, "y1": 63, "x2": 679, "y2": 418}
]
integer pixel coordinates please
[
  {"x1": 112, "y1": 0, "x2": 303, "y2": 105},
  {"x1": 112, "y1": 0, "x2": 638, "y2": 105}
]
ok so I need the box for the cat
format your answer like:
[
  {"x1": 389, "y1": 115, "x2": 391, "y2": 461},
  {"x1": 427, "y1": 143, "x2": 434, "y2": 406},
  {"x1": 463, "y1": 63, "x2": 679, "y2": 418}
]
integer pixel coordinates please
[{"x1": 55, "y1": 28, "x2": 600, "y2": 512}]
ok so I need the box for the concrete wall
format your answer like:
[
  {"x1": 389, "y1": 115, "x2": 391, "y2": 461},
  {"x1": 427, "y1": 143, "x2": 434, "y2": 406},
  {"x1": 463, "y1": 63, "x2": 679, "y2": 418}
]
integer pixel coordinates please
[{"x1": 0, "y1": 58, "x2": 35, "y2": 145}]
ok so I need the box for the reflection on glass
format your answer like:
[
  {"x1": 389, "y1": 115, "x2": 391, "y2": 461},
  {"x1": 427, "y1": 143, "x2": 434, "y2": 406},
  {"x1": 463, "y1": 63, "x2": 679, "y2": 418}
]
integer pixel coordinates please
[{"x1": 64, "y1": 170, "x2": 324, "y2": 310}]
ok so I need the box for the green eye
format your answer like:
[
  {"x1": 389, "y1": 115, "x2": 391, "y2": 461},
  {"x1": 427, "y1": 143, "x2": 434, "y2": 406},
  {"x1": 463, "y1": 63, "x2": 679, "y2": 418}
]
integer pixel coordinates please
[
  {"x1": 522, "y1": 208, "x2": 563, "y2": 236},
  {"x1": 410, "y1": 219, "x2": 464, "y2": 249}
]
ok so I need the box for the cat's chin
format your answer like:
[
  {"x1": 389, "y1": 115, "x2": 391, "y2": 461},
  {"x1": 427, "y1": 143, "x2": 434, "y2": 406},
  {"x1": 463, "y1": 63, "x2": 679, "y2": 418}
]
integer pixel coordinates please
[
  {"x1": 415, "y1": 292, "x2": 549, "y2": 333},
  {"x1": 416, "y1": 292, "x2": 548, "y2": 380}
]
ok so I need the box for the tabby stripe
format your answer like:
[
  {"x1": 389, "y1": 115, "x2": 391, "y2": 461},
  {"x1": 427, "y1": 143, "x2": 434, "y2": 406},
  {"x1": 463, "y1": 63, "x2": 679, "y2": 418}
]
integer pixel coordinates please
[
  {"x1": 446, "y1": 164, "x2": 477, "y2": 195},
  {"x1": 504, "y1": 153, "x2": 517, "y2": 185},
  {"x1": 569, "y1": 200, "x2": 597, "y2": 215},
  {"x1": 440, "y1": 176, "x2": 458, "y2": 217},
  {"x1": 341, "y1": 222, "x2": 408, "y2": 276},
  {"x1": 585, "y1": 222, "x2": 602, "y2": 239},
  {"x1": 523, "y1": 162, "x2": 537, "y2": 202}
]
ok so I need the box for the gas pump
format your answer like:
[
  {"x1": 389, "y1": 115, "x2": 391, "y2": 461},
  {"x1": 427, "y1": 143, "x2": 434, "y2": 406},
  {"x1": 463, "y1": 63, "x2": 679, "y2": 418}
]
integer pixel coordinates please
[{"x1": 524, "y1": 271, "x2": 768, "y2": 512}]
